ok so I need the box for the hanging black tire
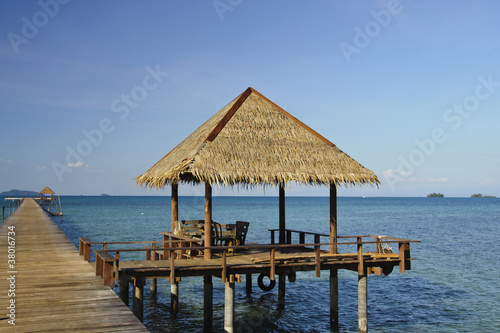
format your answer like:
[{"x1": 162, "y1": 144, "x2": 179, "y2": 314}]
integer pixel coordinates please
[{"x1": 257, "y1": 273, "x2": 276, "y2": 291}]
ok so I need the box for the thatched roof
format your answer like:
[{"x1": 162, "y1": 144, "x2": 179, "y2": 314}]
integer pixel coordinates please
[
  {"x1": 136, "y1": 87, "x2": 380, "y2": 188},
  {"x1": 39, "y1": 187, "x2": 55, "y2": 195}
]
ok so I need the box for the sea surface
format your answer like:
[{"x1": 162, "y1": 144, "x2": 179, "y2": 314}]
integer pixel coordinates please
[{"x1": 12, "y1": 196, "x2": 500, "y2": 332}]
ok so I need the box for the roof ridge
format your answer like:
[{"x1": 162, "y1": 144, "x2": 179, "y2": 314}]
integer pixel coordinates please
[
  {"x1": 205, "y1": 87, "x2": 253, "y2": 142},
  {"x1": 205, "y1": 87, "x2": 335, "y2": 147}
]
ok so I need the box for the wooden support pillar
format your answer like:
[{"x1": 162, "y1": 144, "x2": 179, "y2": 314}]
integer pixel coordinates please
[
  {"x1": 358, "y1": 270, "x2": 368, "y2": 333},
  {"x1": 171, "y1": 281, "x2": 179, "y2": 313},
  {"x1": 204, "y1": 275, "x2": 213, "y2": 332},
  {"x1": 150, "y1": 278, "x2": 157, "y2": 294},
  {"x1": 246, "y1": 273, "x2": 252, "y2": 295},
  {"x1": 119, "y1": 276, "x2": 129, "y2": 306},
  {"x1": 330, "y1": 183, "x2": 337, "y2": 254},
  {"x1": 279, "y1": 184, "x2": 285, "y2": 244},
  {"x1": 204, "y1": 182, "x2": 212, "y2": 260},
  {"x1": 224, "y1": 280, "x2": 235, "y2": 333},
  {"x1": 330, "y1": 269, "x2": 339, "y2": 331},
  {"x1": 171, "y1": 183, "x2": 178, "y2": 232},
  {"x1": 132, "y1": 278, "x2": 145, "y2": 322},
  {"x1": 278, "y1": 273, "x2": 286, "y2": 307}
]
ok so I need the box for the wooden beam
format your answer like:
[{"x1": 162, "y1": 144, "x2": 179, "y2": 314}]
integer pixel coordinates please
[
  {"x1": 224, "y1": 280, "x2": 235, "y2": 333},
  {"x1": 330, "y1": 183, "x2": 337, "y2": 254},
  {"x1": 358, "y1": 270, "x2": 368, "y2": 333},
  {"x1": 204, "y1": 182, "x2": 212, "y2": 259},
  {"x1": 132, "y1": 278, "x2": 145, "y2": 322},
  {"x1": 278, "y1": 273, "x2": 286, "y2": 307},
  {"x1": 206, "y1": 87, "x2": 252, "y2": 142},
  {"x1": 279, "y1": 185, "x2": 285, "y2": 244},
  {"x1": 171, "y1": 183, "x2": 178, "y2": 232},
  {"x1": 330, "y1": 269, "x2": 339, "y2": 331},
  {"x1": 204, "y1": 275, "x2": 213, "y2": 332},
  {"x1": 246, "y1": 273, "x2": 252, "y2": 295},
  {"x1": 119, "y1": 276, "x2": 129, "y2": 306}
]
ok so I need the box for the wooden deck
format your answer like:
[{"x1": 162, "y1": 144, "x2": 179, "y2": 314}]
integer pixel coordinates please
[{"x1": 0, "y1": 199, "x2": 148, "y2": 332}]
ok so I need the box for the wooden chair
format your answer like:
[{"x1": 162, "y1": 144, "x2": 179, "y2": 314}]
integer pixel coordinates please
[
  {"x1": 234, "y1": 221, "x2": 250, "y2": 246},
  {"x1": 211, "y1": 221, "x2": 223, "y2": 246},
  {"x1": 181, "y1": 220, "x2": 204, "y2": 238}
]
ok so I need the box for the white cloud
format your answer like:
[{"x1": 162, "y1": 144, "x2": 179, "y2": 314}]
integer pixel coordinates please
[
  {"x1": 407, "y1": 177, "x2": 448, "y2": 183},
  {"x1": 67, "y1": 162, "x2": 86, "y2": 168},
  {"x1": 381, "y1": 169, "x2": 412, "y2": 178},
  {"x1": 0, "y1": 158, "x2": 12, "y2": 164}
]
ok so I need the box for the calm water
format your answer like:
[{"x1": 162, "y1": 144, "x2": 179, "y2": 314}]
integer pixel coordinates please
[{"x1": 32, "y1": 196, "x2": 500, "y2": 332}]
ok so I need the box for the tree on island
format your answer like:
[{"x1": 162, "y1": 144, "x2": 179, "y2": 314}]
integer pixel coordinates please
[
  {"x1": 427, "y1": 193, "x2": 444, "y2": 197},
  {"x1": 471, "y1": 193, "x2": 497, "y2": 198}
]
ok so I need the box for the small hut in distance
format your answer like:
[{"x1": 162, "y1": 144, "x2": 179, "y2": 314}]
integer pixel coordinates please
[{"x1": 37, "y1": 186, "x2": 63, "y2": 216}]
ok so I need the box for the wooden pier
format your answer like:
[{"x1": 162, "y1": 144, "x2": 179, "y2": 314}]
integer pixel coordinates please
[
  {"x1": 0, "y1": 199, "x2": 148, "y2": 332},
  {"x1": 82, "y1": 228, "x2": 418, "y2": 332}
]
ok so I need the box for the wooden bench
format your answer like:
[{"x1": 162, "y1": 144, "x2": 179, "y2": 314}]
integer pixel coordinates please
[{"x1": 95, "y1": 250, "x2": 116, "y2": 287}]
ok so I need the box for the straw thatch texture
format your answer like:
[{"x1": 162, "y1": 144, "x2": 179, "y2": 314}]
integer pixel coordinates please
[
  {"x1": 136, "y1": 87, "x2": 380, "y2": 189},
  {"x1": 39, "y1": 187, "x2": 55, "y2": 195}
]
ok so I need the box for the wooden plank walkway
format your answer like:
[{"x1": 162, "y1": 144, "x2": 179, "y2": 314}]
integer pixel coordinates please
[{"x1": 0, "y1": 199, "x2": 148, "y2": 332}]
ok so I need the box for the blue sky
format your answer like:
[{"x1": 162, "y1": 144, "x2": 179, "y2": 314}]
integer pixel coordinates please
[{"x1": 1, "y1": 0, "x2": 499, "y2": 197}]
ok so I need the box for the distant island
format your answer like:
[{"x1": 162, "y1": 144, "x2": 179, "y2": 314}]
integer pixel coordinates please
[
  {"x1": 427, "y1": 193, "x2": 444, "y2": 197},
  {"x1": 0, "y1": 189, "x2": 39, "y2": 197},
  {"x1": 471, "y1": 193, "x2": 497, "y2": 198},
  {"x1": 100, "y1": 193, "x2": 111, "y2": 196}
]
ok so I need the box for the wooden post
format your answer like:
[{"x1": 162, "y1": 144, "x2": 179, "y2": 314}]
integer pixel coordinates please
[
  {"x1": 150, "y1": 278, "x2": 157, "y2": 294},
  {"x1": 150, "y1": 250, "x2": 157, "y2": 294},
  {"x1": 279, "y1": 184, "x2": 285, "y2": 244},
  {"x1": 278, "y1": 273, "x2": 286, "y2": 307},
  {"x1": 204, "y1": 275, "x2": 213, "y2": 332},
  {"x1": 330, "y1": 183, "x2": 337, "y2": 254},
  {"x1": 171, "y1": 281, "x2": 179, "y2": 313},
  {"x1": 224, "y1": 280, "x2": 235, "y2": 333},
  {"x1": 358, "y1": 270, "x2": 368, "y2": 333},
  {"x1": 132, "y1": 278, "x2": 145, "y2": 322},
  {"x1": 246, "y1": 273, "x2": 252, "y2": 295},
  {"x1": 330, "y1": 269, "x2": 339, "y2": 331},
  {"x1": 119, "y1": 276, "x2": 129, "y2": 306},
  {"x1": 171, "y1": 183, "x2": 179, "y2": 232},
  {"x1": 204, "y1": 182, "x2": 213, "y2": 259},
  {"x1": 2, "y1": 206, "x2": 4, "y2": 222}
]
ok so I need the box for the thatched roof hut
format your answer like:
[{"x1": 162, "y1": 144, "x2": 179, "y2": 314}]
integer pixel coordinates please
[
  {"x1": 39, "y1": 187, "x2": 55, "y2": 195},
  {"x1": 136, "y1": 87, "x2": 379, "y2": 189},
  {"x1": 136, "y1": 87, "x2": 380, "y2": 258}
]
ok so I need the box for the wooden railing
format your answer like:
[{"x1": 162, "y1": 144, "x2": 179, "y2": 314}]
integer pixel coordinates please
[{"x1": 81, "y1": 235, "x2": 419, "y2": 287}]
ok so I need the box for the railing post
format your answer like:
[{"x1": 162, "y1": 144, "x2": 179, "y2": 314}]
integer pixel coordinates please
[
  {"x1": 222, "y1": 249, "x2": 227, "y2": 283},
  {"x1": 270, "y1": 230, "x2": 275, "y2": 245},
  {"x1": 270, "y1": 248, "x2": 276, "y2": 280},
  {"x1": 399, "y1": 242, "x2": 411, "y2": 273},
  {"x1": 315, "y1": 245, "x2": 321, "y2": 278},
  {"x1": 286, "y1": 230, "x2": 292, "y2": 244},
  {"x1": 84, "y1": 242, "x2": 91, "y2": 262},
  {"x1": 357, "y1": 237, "x2": 364, "y2": 275},
  {"x1": 299, "y1": 232, "x2": 305, "y2": 245}
]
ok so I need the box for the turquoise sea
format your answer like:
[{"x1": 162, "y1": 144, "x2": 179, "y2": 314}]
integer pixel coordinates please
[{"x1": 15, "y1": 196, "x2": 500, "y2": 332}]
